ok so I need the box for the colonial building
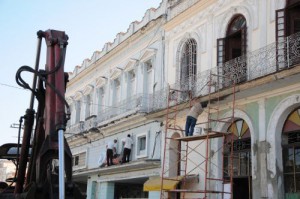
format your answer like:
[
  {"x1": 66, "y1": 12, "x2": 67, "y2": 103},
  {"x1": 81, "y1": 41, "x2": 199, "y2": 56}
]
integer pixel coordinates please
[
  {"x1": 65, "y1": 3, "x2": 167, "y2": 198},
  {"x1": 66, "y1": 0, "x2": 300, "y2": 198}
]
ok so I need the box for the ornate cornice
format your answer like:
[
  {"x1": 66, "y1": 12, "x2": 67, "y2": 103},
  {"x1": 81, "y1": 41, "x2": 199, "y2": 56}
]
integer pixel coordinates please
[{"x1": 68, "y1": 2, "x2": 166, "y2": 80}]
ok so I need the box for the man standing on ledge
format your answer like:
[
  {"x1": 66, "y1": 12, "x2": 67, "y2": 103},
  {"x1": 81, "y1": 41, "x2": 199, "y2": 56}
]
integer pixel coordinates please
[
  {"x1": 106, "y1": 139, "x2": 117, "y2": 166},
  {"x1": 185, "y1": 100, "x2": 207, "y2": 136},
  {"x1": 122, "y1": 134, "x2": 133, "y2": 163}
]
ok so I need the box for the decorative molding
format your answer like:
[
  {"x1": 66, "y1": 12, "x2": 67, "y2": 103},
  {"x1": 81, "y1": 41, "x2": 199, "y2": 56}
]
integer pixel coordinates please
[
  {"x1": 169, "y1": 0, "x2": 200, "y2": 20},
  {"x1": 124, "y1": 59, "x2": 138, "y2": 72},
  {"x1": 68, "y1": 2, "x2": 166, "y2": 80},
  {"x1": 74, "y1": 91, "x2": 83, "y2": 101},
  {"x1": 66, "y1": 97, "x2": 74, "y2": 105},
  {"x1": 83, "y1": 85, "x2": 94, "y2": 96},
  {"x1": 140, "y1": 48, "x2": 157, "y2": 62},
  {"x1": 218, "y1": 5, "x2": 256, "y2": 38},
  {"x1": 95, "y1": 77, "x2": 107, "y2": 88},
  {"x1": 110, "y1": 68, "x2": 122, "y2": 80}
]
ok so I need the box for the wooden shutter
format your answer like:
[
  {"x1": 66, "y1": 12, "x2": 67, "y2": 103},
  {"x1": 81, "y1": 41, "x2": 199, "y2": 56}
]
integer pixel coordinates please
[
  {"x1": 241, "y1": 26, "x2": 247, "y2": 82},
  {"x1": 241, "y1": 26, "x2": 247, "y2": 56},
  {"x1": 217, "y1": 38, "x2": 226, "y2": 87},
  {"x1": 217, "y1": 38, "x2": 226, "y2": 67},
  {"x1": 276, "y1": 9, "x2": 287, "y2": 70}
]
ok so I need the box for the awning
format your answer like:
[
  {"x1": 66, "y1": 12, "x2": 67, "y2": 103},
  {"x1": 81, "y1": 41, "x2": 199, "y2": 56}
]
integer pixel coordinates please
[
  {"x1": 0, "y1": 143, "x2": 32, "y2": 160},
  {"x1": 143, "y1": 176, "x2": 184, "y2": 191}
]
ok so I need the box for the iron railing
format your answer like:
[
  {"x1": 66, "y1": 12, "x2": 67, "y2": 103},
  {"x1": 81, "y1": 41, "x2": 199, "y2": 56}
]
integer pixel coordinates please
[
  {"x1": 66, "y1": 121, "x2": 84, "y2": 135},
  {"x1": 97, "y1": 93, "x2": 149, "y2": 123},
  {"x1": 83, "y1": 115, "x2": 97, "y2": 132},
  {"x1": 67, "y1": 32, "x2": 300, "y2": 134}
]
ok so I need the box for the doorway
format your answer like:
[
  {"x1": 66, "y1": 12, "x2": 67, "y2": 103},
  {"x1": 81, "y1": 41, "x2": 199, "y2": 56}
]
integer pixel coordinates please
[{"x1": 233, "y1": 177, "x2": 252, "y2": 199}]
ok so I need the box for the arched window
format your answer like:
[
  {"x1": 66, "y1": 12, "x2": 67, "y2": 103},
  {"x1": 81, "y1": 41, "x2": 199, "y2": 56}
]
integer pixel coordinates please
[
  {"x1": 179, "y1": 39, "x2": 197, "y2": 90},
  {"x1": 286, "y1": 1, "x2": 300, "y2": 35},
  {"x1": 217, "y1": 15, "x2": 247, "y2": 85},
  {"x1": 225, "y1": 15, "x2": 247, "y2": 61},
  {"x1": 224, "y1": 119, "x2": 252, "y2": 199},
  {"x1": 282, "y1": 108, "x2": 300, "y2": 197}
]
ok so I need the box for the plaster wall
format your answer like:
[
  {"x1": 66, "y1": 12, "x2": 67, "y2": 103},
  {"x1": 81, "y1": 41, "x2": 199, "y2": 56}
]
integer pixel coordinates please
[{"x1": 71, "y1": 121, "x2": 162, "y2": 170}]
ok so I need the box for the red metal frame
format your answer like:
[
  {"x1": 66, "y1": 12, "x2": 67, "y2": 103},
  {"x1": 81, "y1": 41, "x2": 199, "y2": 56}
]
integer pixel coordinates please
[
  {"x1": 160, "y1": 72, "x2": 236, "y2": 199},
  {"x1": 14, "y1": 30, "x2": 83, "y2": 198}
]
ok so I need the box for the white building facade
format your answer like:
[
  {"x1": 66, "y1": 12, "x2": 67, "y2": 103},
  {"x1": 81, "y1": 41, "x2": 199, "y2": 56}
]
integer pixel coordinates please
[
  {"x1": 66, "y1": 0, "x2": 300, "y2": 198},
  {"x1": 65, "y1": 3, "x2": 167, "y2": 198}
]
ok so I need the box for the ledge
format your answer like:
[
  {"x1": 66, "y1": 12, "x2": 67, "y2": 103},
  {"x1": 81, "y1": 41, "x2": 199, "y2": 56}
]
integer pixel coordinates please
[{"x1": 72, "y1": 159, "x2": 161, "y2": 178}]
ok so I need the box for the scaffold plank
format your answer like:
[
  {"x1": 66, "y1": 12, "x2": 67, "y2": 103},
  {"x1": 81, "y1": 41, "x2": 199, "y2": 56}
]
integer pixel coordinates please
[
  {"x1": 167, "y1": 189, "x2": 231, "y2": 194},
  {"x1": 174, "y1": 132, "x2": 227, "y2": 141}
]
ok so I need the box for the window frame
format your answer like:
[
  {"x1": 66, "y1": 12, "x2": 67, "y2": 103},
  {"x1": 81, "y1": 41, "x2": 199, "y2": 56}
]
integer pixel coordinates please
[
  {"x1": 179, "y1": 38, "x2": 197, "y2": 90},
  {"x1": 282, "y1": 108, "x2": 300, "y2": 194},
  {"x1": 135, "y1": 132, "x2": 148, "y2": 159},
  {"x1": 72, "y1": 150, "x2": 88, "y2": 170}
]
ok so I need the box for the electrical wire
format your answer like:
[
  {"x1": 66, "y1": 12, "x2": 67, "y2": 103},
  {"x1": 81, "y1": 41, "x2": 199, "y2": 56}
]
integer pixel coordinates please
[
  {"x1": 0, "y1": 82, "x2": 26, "y2": 90},
  {"x1": 71, "y1": 99, "x2": 147, "y2": 111}
]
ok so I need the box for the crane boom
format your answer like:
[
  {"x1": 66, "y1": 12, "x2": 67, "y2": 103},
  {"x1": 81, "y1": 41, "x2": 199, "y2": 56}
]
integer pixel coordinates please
[{"x1": 0, "y1": 30, "x2": 84, "y2": 199}]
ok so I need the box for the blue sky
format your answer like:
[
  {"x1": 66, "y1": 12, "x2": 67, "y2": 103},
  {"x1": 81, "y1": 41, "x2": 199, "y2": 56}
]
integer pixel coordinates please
[{"x1": 0, "y1": 0, "x2": 162, "y2": 145}]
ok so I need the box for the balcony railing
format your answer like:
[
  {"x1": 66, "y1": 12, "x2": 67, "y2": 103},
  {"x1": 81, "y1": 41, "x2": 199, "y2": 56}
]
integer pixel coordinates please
[
  {"x1": 97, "y1": 94, "x2": 149, "y2": 123},
  {"x1": 221, "y1": 31, "x2": 300, "y2": 85},
  {"x1": 67, "y1": 32, "x2": 300, "y2": 135},
  {"x1": 83, "y1": 115, "x2": 97, "y2": 132},
  {"x1": 66, "y1": 121, "x2": 84, "y2": 135},
  {"x1": 148, "y1": 32, "x2": 300, "y2": 110}
]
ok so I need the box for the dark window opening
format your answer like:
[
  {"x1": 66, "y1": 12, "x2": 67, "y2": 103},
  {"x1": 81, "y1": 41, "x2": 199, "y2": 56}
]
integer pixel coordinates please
[
  {"x1": 224, "y1": 119, "x2": 252, "y2": 199},
  {"x1": 225, "y1": 15, "x2": 247, "y2": 62},
  {"x1": 217, "y1": 15, "x2": 247, "y2": 86},
  {"x1": 286, "y1": 2, "x2": 300, "y2": 36},
  {"x1": 74, "y1": 156, "x2": 79, "y2": 166},
  {"x1": 180, "y1": 38, "x2": 197, "y2": 90},
  {"x1": 282, "y1": 108, "x2": 300, "y2": 197}
]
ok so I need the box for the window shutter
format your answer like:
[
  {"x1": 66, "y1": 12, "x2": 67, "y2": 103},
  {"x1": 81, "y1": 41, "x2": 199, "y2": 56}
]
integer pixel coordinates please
[
  {"x1": 217, "y1": 38, "x2": 225, "y2": 67},
  {"x1": 241, "y1": 26, "x2": 247, "y2": 56},
  {"x1": 276, "y1": 9, "x2": 287, "y2": 70},
  {"x1": 276, "y1": 9, "x2": 286, "y2": 42},
  {"x1": 217, "y1": 38, "x2": 226, "y2": 86}
]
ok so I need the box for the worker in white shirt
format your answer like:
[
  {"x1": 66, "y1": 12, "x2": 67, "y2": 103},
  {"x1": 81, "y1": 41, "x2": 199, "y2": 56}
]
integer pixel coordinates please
[
  {"x1": 106, "y1": 139, "x2": 117, "y2": 166},
  {"x1": 122, "y1": 134, "x2": 133, "y2": 163},
  {"x1": 185, "y1": 100, "x2": 207, "y2": 136}
]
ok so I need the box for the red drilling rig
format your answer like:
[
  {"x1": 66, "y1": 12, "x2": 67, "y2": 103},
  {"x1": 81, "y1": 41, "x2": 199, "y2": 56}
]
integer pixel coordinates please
[{"x1": 0, "y1": 30, "x2": 84, "y2": 199}]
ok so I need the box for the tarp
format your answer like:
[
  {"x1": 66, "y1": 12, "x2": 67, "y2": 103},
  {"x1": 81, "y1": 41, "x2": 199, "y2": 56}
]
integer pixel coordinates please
[{"x1": 143, "y1": 176, "x2": 184, "y2": 191}]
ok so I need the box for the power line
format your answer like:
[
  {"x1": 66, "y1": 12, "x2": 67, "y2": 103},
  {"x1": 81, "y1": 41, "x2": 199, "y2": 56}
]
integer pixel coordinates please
[{"x1": 0, "y1": 82, "x2": 26, "y2": 90}]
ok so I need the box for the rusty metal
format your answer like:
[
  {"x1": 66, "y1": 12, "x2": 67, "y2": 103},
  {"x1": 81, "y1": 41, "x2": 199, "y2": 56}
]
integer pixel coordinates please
[{"x1": 160, "y1": 72, "x2": 236, "y2": 199}]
